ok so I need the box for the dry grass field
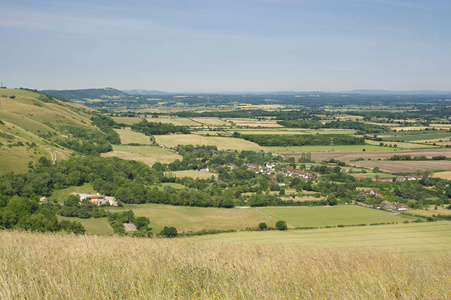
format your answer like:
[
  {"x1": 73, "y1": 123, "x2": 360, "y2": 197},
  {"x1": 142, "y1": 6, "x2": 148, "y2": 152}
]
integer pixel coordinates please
[
  {"x1": 146, "y1": 116, "x2": 200, "y2": 127},
  {"x1": 225, "y1": 118, "x2": 283, "y2": 128},
  {"x1": 432, "y1": 171, "x2": 451, "y2": 180},
  {"x1": 101, "y1": 145, "x2": 181, "y2": 166},
  {"x1": 1, "y1": 228, "x2": 450, "y2": 299},
  {"x1": 154, "y1": 134, "x2": 263, "y2": 151},
  {"x1": 173, "y1": 170, "x2": 217, "y2": 179},
  {"x1": 349, "y1": 160, "x2": 451, "y2": 173},
  {"x1": 191, "y1": 117, "x2": 231, "y2": 127}
]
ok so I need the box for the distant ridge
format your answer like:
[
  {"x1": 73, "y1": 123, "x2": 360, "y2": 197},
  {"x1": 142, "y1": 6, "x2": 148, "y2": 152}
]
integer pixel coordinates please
[
  {"x1": 41, "y1": 88, "x2": 130, "y2": 101},
  {"x1": 123, "y1": 89, "x2": 168, "y2": 96},
  {"x1": 346, "y1": 90, "x2": 451, "y2": 96}
]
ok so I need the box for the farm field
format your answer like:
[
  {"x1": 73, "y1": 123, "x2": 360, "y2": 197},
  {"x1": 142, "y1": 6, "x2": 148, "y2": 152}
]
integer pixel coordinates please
[
  {"x1": 4, "y1": 230, "x2": 449, "y2": 299},
  {"x1": 50, "y1": 183, "x2": 95, "y2": 203},
  {"x1": 382, "y1": 131, "x2": 451, "y2": 142},
  {"x1": 260, "y1": 205, "x2": 415, "y2": 228},
  {"x1": 112, "y1": 117, "x2": 143, "y2": 125},
  {"x1": 173, "y1": 170, "x2": 216, "y2": 179},
  {"x1": 266, "y1": 144, "x2": 391, "y2": 154},
  {"x1": 146, "y1": 116, "x2": 200, "y2": 127},
  {"x1": 224, "y1": 118, "x2": 283, "y2": 127},
  {"x1": 432, "y1": 171, "x2": 451, "y2": 180},
  {"x1": 281, "y1": 148, "x2": 451, "y2": 162},
  {"x1": 58, "y1": 216, "x2": 113, "y2": 235},
  {"x1": 365, "y1": 139, "x2": 436, "y2": 149},
  {"x1": 120, "y1": 204, "x2": 277, "y2": 233},
  {"x1": 101, "y1": 145, "x2": 181, "y2": 166},
  {"x1": 193, "y1": 222, "x2": 451, "y2": 253},
  {"x1": 191, "y1": 117, "x2": 230, "y2": 127},
  {"x1": 227, "y1": 128, "x2": 357, "y2": 135},
  {"x1": 114, "y1": 128, "x2": 152, "y2": 144},
  {"x1": 154, "y1": 134, "x2": 263, "y2": 151},
  {"x1": 349, "y1": 160, "x2": 451, "y2": 173},
  {"x1": 403, "y1": 206, "x2": 451, "y2": 218}
]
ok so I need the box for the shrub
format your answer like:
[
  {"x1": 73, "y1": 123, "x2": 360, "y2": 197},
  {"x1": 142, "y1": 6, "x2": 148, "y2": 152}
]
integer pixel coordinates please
[
  {"x1": 258, "y1": 222, "x2": 268, "y2": 230},
  {"x1": 275, "y1": 220, "x2": 287, "y2": 230}
]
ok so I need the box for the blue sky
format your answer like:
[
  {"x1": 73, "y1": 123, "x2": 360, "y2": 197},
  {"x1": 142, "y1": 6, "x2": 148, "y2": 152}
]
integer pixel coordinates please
[{"x1": 1, "y1": 0, "x2": 450, "y2": 92}]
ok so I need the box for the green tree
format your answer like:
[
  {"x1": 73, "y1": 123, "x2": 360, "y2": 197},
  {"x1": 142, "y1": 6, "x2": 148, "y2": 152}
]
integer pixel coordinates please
[
  {"x1": 258, "y1": 222, "x2": 268, "y2": 230},
  {"x1": 275, "y1": 220, "x2": 287, "y2": 230},
  {"x1": 160, "y1": 226, "x2": 178, "y2": 238}
]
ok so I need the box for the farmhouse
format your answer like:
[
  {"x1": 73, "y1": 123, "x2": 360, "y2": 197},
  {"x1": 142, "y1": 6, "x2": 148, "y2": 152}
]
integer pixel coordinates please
[
  {"x1": 74, "y1": 193, "x2": 118, "y2": 206},
  {"x1": 364, "y1": 189, "x2": 383, "y2": 198},
  {"x1": 380, "y1": 200, "x2": 395, "y2": 209}
]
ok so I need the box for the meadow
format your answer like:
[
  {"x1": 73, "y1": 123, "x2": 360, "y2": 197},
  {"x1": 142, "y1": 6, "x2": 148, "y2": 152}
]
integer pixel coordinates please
[
  {"x1": 432, "y1": 171, "x2": 451, "y2": 180},
  {"x1": 58, "y1": 216, "x2": 113, "y2": 235},
  {"x1": 382, "y1": 131, "x2": 451, "y2": 142},
  {"x1": 114, "y1": 128, "x2": 152, "y2": 144},
  {"x1": 227, "y1": 128, "x2": 357, "y2": 135},
  {"x1": 101, "y1": 145, "x2": 181, "y2": 166},
  {"x1": 260, "y1": 205, "x2": 415, "y2": 228},
  {"x1": 173, "y1": 170, "x2": 217, "y2": 179},
  {"x1": 50, "y1": 183, "x2": 96, "y2": 203},
  {"x1": 1, "y1": 227, "x2": 450, "y2": 299}
]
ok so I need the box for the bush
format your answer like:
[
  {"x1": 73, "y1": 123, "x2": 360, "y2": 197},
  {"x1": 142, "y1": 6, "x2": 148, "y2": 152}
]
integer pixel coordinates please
[
  {"x1": 275, "y1": 220, "x2": 287, "y2": 230},
  {"x1": 159, "y1": 226, "x2": 178, "y2": 238},
  {"x1": 258, "y1": 222, "x2": 268, "y2": 230}
]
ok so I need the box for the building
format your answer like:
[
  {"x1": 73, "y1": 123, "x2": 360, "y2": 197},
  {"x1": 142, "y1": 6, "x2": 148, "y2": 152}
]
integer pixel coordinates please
[{"x1": 74, "y1": 193, "x2": 118, "y2": 206}]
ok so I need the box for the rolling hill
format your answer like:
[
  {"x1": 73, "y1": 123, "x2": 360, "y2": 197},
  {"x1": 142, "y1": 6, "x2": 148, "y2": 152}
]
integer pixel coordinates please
[{"x1": 0, "y1": 88, "x2": 115, "y2": 174}]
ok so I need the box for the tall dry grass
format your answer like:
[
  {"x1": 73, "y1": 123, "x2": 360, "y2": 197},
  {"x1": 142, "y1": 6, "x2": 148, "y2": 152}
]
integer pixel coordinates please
[{"x1": 1, "y1": 230, "x2": 450, "y2": 299}]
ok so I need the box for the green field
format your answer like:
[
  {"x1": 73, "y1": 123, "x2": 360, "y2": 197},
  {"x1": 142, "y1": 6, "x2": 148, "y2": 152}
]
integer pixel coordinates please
[
  {"x1": 192, "y1": 222, "x2": 451, "y2": 253},
  {"x1": 265, "y1": 144, "x2": 392, "y2": 153},
  {"x1": 101, "y1": 144, "x2": 181, "y2": 166},
  {"x1": 382, "y1": 131, "x2": 451, "y2": 142},
  {"x1": 58, "y1": 216, "x2": 113, "y2": 235},
  {"x1": 111, "y1": 204, "x2": 277, "y2": 233},
  {"x1": 365, "y1": 139, "x2": 437, "y2": 149},
  {"x1": 173, "y1": 170, "x2": 217, "y2": 179},
  {"x1": 112, "y1": 117, "x2": 143, "y2": 125},
  {"x1": 50, "y1": 183, "x2": 96, "y2": 202},
  {"x1": 154, "y1": 134, "x2": 263, "y2": 150},
  {"x1": 114, "y1": 128, "x2": 152, "y2": 144},
  {"x1": 260, "y1": 205, "x2": 415, "y2": 227}
]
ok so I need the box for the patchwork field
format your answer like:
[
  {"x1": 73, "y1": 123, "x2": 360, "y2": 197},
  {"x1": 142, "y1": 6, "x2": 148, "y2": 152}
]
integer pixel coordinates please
[
  {"x1": 349, "y1": 160, "x2": 451, "y2": 173},
  {"x1": 260, "y1": 205, "x2": 414, "y2": 228},
  {"x1": 281, "y1": 148, "x2": 451, "y2": 162},
  {"x1": 114, "y1": 128, "x2": 152, "y2": 144},
  {"x1": 154, "y1": 134, "x2": 263, "y2": 150},
  {"x1": 193, "y1": 222, "x2": 451, "y2": 253},
  {"x1": 228, "y1": 128, "x2": 357, "y2": 135},
  {"x1": 101, "y1": 145, "x2": 181, "y2": 166},
  {"x1": 225, "y1": 118, "x2": 283, "y2": 128}
]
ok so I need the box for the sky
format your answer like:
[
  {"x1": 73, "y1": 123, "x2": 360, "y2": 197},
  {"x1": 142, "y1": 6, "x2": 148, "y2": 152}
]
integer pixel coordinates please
[{"x1": 1, "y1": 0, "x2": 450, "y2": 92}]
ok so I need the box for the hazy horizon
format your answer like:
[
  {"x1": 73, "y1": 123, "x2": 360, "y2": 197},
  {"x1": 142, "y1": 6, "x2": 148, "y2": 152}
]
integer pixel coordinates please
[{"x1": 2, "y1": 0, "x2": 450, "y2": 92}]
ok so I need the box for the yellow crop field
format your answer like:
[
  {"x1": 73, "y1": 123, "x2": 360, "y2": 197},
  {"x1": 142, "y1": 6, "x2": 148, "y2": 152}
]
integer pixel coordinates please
[
  {"x1": 101, "y1": 145, "x2": 181, "y2": 166},
  {"x1": 432, "y1": 171, "x2": 451, "y2": 180}
]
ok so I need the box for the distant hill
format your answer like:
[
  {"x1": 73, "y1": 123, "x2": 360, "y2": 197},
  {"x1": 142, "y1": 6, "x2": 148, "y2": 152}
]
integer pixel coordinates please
[
  {"x1": 0, "y1": 88, "x2": 113, "y2": 174},
  {"x1": 346, "y1": 90, "x2": 451, "y2": 96},
  {"x1": 123, "y1": 89, "x2": 169, "y2": 96},
  {"x1": 41, "y1": 88, "x2": 130, "y2": 103}
]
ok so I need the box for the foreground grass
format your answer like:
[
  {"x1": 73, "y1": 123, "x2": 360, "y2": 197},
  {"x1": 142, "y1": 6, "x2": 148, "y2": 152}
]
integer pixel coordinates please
[{"x1": 1, "y1": 230, "x2": 450, "y2": 299}]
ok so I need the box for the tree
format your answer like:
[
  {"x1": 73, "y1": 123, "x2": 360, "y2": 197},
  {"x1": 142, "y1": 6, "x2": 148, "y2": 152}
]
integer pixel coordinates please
[
  {"x1": 356, "y1": 192, "x2": 366, "y2": 202},
  {"x1": 275, "y1": 220, "x2": 287, "y2": 230},
  {"x1": 327, "y1": 194, "x2": 337, "y2": 206},
  {"x1": 160, "y1": 226, "x2": 178, "y2": 238},
  {"x1": 373, "y1": 167, "x2": 380, "y2": 173},
  {"x1": 134, "y1": 216, "x2": 150, "y2": 230},
  {"x1": 258, "y1": 222, "x2": 268, "y2": 230}
]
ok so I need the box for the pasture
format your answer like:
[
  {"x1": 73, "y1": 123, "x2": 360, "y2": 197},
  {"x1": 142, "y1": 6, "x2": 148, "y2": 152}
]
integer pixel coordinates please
[
  {"x1": 154, "y1": 134, "x2": 263, "y2": 151},
  {"x1": 146, "y1": 116, "x2": 200, "y2": 127},
  {"x1": 432, "y1": 171, "x2": 451, "y2": 180},
  {"x1": 260, "y1": 205, "x2": 414, "y2": 228},
  {"x1": 173, "y1": 170, "x2": 216, "y2": 179},
  {"x1": 112, "y1": 117, "x2": 143, "y2": 125},
  {"x1": 3, "y1": 230, "x2": 449, "y2": 299},
  {"x1": 191, "y1": 117, "x2": 230, "y2": 127},
  {"x1": 58, "y1": 216, "x2": 113, "y2": 235},
  {"x1": 114, "y1": 128, "x2": 152, "y2": 144},
  {"x1": 227, "y1": 128, "x2": 357, "y2": 135},
  {"x1": 101, "y1": 145, "x2": 181, "y2": 166},
  {"x1": 349, "y1": 160, "x2": 451, "y2": 173},
  {"x1": 194, "y1": 222, "x2": 451, "y2": 253},
  {"x1": 225, "y1": 118, "x2": 283, "y2": 128},
  {"x1": 125, "y1": 204, "x2": 277, "y2": 233},
  {"x1": 382, "y1": 131, "x2": 451, "y2": 142}
]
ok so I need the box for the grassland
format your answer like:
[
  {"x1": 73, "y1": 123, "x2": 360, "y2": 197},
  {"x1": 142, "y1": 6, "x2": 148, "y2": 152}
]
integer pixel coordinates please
[
  {"x1": 173, "y1": 170, "x2": 217, "y2": 179},
  {"x1": 112, "y1": 116, "x2": 143, "y2": 125},
  {"x1": 58, "y1": 216, "x2": 113, "y2": 235},
  {"x1": 154, "y1": 134, "x2": 263, "y2": 150},
  {"x1": 120, "y1": 204, "x2": 277, "y2": 233},
  {"x1": 260, "y1": 205, "x2": 415, "y2": 228},
  {"x1": 432, "y1": 171, "x2": 451, "y2": 180},
  {"x1": 1, "y1": 228, "x2": 450, "y2": 299},
  {"x1": 382, "y1": 131, "x2": 451, "y2": 142},
  {"x1": 50, "y1": 183, "x2": 96, "y2": 203},
  {"x1": 191, "y1": 117, "x2": 231, "y2": 127},
  {"x1": 349, "y1": 160, "x2": 451, "y2": 173},
  {"x1": 225, "y1": 118, "x2": 283, "y2": 128},
  {"x1": 193, "y1": 222, "x2": 451, "y2": 253},
  {"x1": 227, "y1": 128, "x2": 357, "y2": 135},
  {"x1": 402, "y1": 206, "x2": 451, "y2": 218},
  {"x1": 114, "y1": 128, "x2": 152, "y2": 144},
  {"x1": 101, "y1": 145, "x2": 181, "y2": 166},
  {"x1": 146, "y1": 116, "x2": 201, "y2": 126}
]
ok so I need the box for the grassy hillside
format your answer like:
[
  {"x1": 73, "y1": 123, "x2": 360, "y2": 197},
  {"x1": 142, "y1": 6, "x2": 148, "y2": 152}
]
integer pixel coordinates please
[
  {"x1": 0, "y1": 88, "x2": 110, "y2": 174},
  {"x1": 1, "y1": 230, "x2": 449, "y2": 299}
]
